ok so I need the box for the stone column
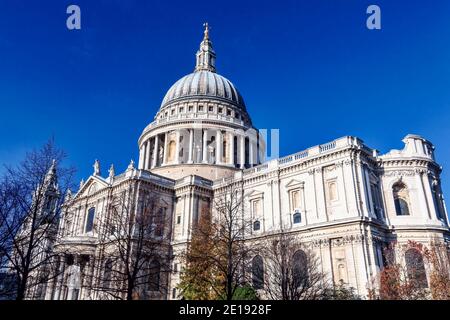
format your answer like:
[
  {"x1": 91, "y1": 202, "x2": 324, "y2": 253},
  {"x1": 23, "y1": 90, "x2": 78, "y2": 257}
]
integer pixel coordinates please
[
  {"x1": 138, "y1": 146, "x2": 144, "y2": 169},
  {"x1": 249, "y1": 139, "x2": 254, "y2": 167},
  {"x1": 421, "y1": 172, "x2": 437, "y2": 220},
  {"x1": 152, "y1": 135, "x2": 159, "y2": 168},
  {"x1": 145, "y1": 140, "x2": 151, "y2": 169},
  {"x1": 240, "y1": 135, "x2": 245, "y2": 169},
  {"x1": 356, "y1": 161, "x2": 370, "y2": 217},
  {"x1": 416, "y1": 172, "x2": 431, "y2": 219},
  {"x1": 364, "y1": 167, "x2": 375, "y2": 217},
  {"x1": 162, "y1": 132, "x2": 168, "y2": 165},
  {"x1": 188, "y1": 129, "x2": 194, "y2": 164},
  {"x1": 202, "y1": 129, "x2": 208, "y2": 163},
  {"x1": 216, "y1": 130, "x2": 222, "y2": 165},
  {"x1": 175, "y1": 131, "x2": 180, "y2": 164},
  {"x1": 228, "y1": 132, "x2": 234, "y2": 166}
]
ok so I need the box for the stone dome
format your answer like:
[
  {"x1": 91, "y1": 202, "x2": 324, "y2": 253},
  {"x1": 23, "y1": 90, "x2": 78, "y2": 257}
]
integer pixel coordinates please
[
  {"x1": 137, "y1": 24, "x2": 265, "y2": 181},
  {"x1": 161, "y1": 71, "x2": 246, "y2": 110}
]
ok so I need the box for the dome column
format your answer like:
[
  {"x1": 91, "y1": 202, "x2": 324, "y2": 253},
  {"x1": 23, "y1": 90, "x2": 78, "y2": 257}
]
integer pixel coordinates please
[
  {"x1": 162, "y1": 132, "x2": 168, "y2": 165},
  {"x1": 138, "y1": 146, "x2": 144, "y2": 169},
  {"x1": 240, "y1": 134, "x2": 245, "y2": 169},
  {"x1": 152, "y1": 135, "x2": 159, "y2": 168},
  {"x1": 175, "y1": 131, "x2": 180, "y2": 164},
  {"x1": 145, "y1": 140, "x2": 151, "y2": 169},
  {"x1": 202, "y1": 129, "x2": 208, "y2": 164},
  {"x1": 216, "y1": 130, "x2": 222, "y2": 165},
  {"x1": 187, "y1": 129, "x2": 194, "y2": 164},
  {"x1": 228, "y1": 132, "x2": 234, "y2": 166}
]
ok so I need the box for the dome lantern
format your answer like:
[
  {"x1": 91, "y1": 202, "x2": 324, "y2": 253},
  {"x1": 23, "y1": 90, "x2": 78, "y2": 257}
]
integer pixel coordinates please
[{"x1": 195, "y1": 22, "x2": 216, "y2": 73}]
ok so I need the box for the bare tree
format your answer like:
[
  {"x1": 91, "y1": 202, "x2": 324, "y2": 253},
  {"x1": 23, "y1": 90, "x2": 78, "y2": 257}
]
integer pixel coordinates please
[
  {"x1": 260, "y1": 233, "x2": 330, "y2": 300},
  {"x1": 90, "y1": 183, "x2": 172, "y2": 300},
  {"x1": 179, "y1": 181, "x2": 254, "y2": 300},
  {"x1": 0, "y1": 139, "x2": 75, "y2": 300}
]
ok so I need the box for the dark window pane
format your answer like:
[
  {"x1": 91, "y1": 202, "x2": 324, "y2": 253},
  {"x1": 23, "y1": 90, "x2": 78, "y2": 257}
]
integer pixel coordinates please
[
  {"x1": 85, "y1": 207, "x2": 95, "y2": 232},
  {"x1": 252, "y1": 256, "x2": 264, "y2": 289},
  {"x1": 293, "y1": 212, "x2": 301, "y2": 224},
  {"x1": 148, "y1": 260, "x2": 161, "y2": 291},
  {"x1": 293, "y1": 250, "x2": 308, "y2": 288},
  {"x1": 405, "y1": 249, "x2": 428, "y2": 288}
]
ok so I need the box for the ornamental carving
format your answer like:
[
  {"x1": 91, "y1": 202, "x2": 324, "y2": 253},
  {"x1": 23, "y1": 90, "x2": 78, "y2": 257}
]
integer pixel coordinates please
[
  {"x1": 384, "y1": 170, "x2": 416, "y2": 177},
  {"x1": 311, "y1": 235, "x2": 365, "y2": 248}
]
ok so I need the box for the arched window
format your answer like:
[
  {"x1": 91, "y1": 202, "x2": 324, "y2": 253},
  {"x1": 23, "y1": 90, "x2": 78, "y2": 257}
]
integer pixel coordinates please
[
  {"x1": 293, "y1": 212, "x2": 301, "y2": 224},
  {"x1": 405, "y1": 248, "x2": 428, "y2": 288},
  {"x1": 252, "y1": 255, "x2": 264, "y2": 290},
  {"x1": 393, "y1": 182, "x2": 410, "y2": 216},
  {"x1": 85, "y1": 207, "x2": 95, "y2": 233},
  {"x1": 148, "y1": 260, "x2": 161, "y2": 291},
  {"x1": 292, "y1": 250, "x2": 308, "y2": 288},
  {"x1": 253, "y1": 220, "x2": 261, "y2": 231}
]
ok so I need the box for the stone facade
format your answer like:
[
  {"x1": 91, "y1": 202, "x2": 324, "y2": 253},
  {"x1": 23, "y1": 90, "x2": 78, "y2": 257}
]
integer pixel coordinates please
[{"x1": 41, "y1": 25, "x2": 450, "y2": 300}]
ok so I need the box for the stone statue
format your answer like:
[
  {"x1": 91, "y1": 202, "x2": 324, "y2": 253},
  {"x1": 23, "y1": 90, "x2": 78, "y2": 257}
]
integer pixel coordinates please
[
  {"x1": 108, "y1": 164, "x2": 115, "y2": 179},
  {"x1": 127, "y1": 159, "x2": 135, "y2": 170},
  {"x1": 64, "y1": 189, "x2": 72, "y2": 202},
  {"x1": 79, "y1": 179, "x2": 84, "y2": 190},
  {"x1": 93, "y1": 159, "x2": 100, "y2": 176}
]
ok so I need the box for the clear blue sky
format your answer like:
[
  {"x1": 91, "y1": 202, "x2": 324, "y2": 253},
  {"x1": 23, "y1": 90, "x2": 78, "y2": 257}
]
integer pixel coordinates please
[{"x1": 0, "y1": 0, "x2": 449, "y2": 198}]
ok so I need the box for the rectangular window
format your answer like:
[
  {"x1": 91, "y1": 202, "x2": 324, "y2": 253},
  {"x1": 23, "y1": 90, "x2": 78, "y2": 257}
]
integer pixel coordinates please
[
  {"x1": 218, "y1": 107, "x2": 223, "y2": 113},
  {"x1": 198, "y1": 105, "x2": 204, "y2": 112},
  {"x1": 208, "y1": 106, "x2": 213, "y2": 112},
  {"x1": 177, "y1": 215, "x2": 181, "y2": 224},
  {"x1": 85, "y1": 207, "x2": 95, "y2": 233},
  {"x1": 227, "y1": 109, "x2": 232, "y2": 116},
  {"x1": 188, "y1": 105, "x2": 193, "y2": 112},
  {"x1": 179, "y1": 107, "x2": 184, "y2": 113},
  {"x1": 154, "y1": 208, "x2": 165, "y2": 237},
  {"x1": 370, "y1": 183, "x2": 381, "y2": 218}
]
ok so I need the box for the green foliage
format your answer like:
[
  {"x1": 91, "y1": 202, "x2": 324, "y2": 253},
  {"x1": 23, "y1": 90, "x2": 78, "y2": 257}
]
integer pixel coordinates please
[
  {"x1": 216, "y1": 285, "x2": 259, "y2": 300},
  {"x1": 322, "y1": 282, "x2": 361, "y2": 300}
]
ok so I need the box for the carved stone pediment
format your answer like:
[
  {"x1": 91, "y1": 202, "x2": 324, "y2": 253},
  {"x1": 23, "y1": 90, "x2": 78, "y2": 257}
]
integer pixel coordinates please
[
  {"x1": 246, "y1": 190, "x2": 264, "y2": 199},
  {"x1": 285, "y1": 179, "x2": 304, "y2": 189},
  {"x1": 74, "y1": 176, "x2": 110, "y2": 200}
]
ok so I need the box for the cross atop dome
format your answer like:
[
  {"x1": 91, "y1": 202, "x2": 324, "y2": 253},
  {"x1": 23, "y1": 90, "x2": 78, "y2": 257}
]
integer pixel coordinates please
[
  {"x1": 203, "y1": 22, "x2": 210, "y2": 40},
  {"x1": 195, "y1": 22, "x2": 216, "y2": 73}
]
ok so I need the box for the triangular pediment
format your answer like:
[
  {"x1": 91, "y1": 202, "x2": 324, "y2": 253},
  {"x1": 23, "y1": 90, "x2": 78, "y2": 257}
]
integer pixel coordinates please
[
  {"x1": 159, "y1": 198, "x2": 170, "y2": 207},
  {"x1": 74, "y1": 175, "x2": 110, "y2": 199},
  {"x1": 246, "y1": 190, "x2": 264, "y2": 199},
  {"x1": 285, "y1": 179, "x2": 304, "y2": 189}
]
